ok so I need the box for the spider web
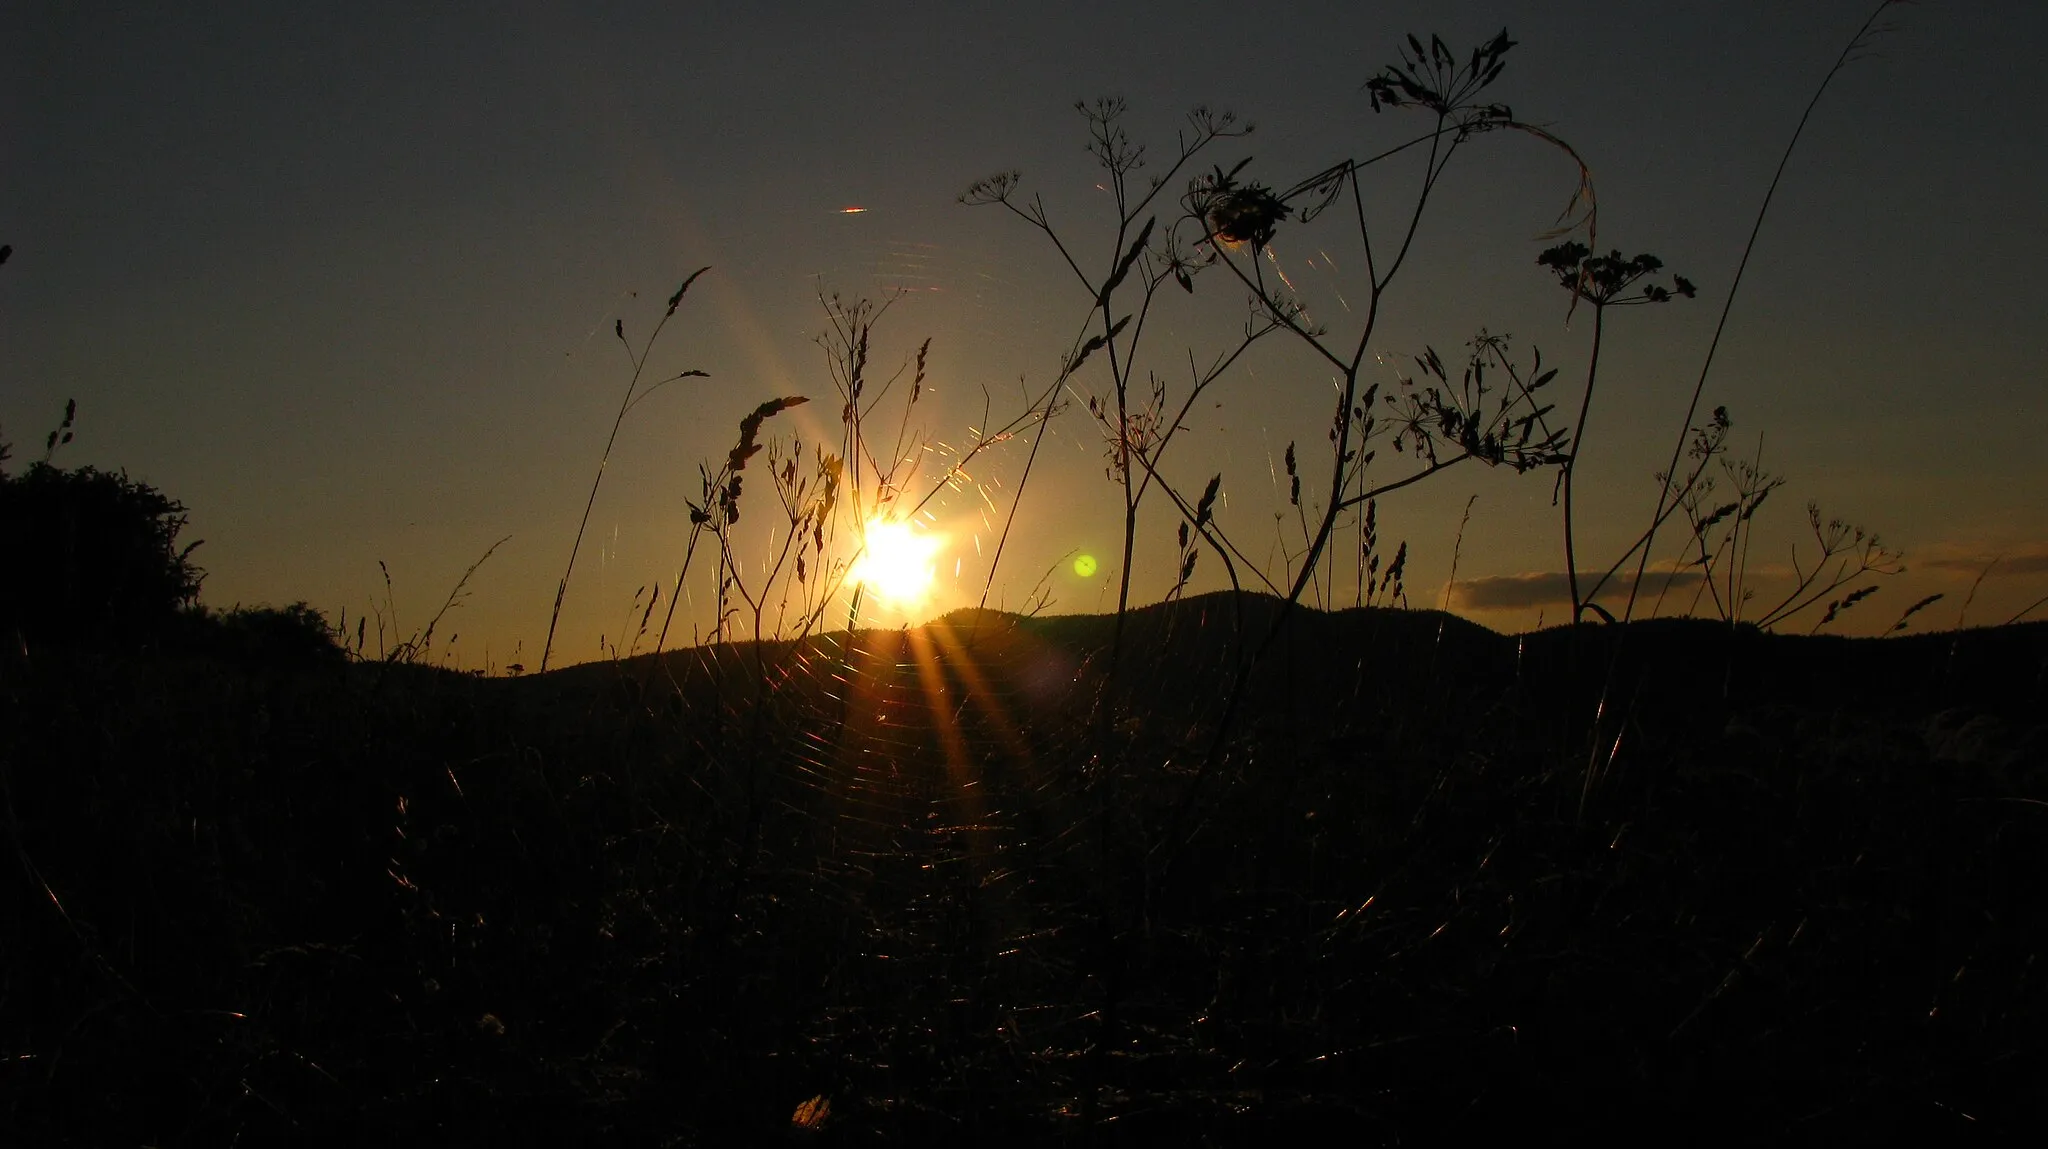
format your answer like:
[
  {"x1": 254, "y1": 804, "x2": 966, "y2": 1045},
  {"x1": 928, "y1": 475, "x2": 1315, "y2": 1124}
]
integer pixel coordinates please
[
  {"x1": 622, "y1": 590, "x2": 1517, "y2": 1135},
  {"x1": 16, "y1": 586, "x2": 2047, "y2": 1141}
]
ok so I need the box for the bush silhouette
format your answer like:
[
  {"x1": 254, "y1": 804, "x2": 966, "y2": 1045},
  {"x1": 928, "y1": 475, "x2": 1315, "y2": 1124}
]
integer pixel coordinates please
[
  {"x1": 204, "y1": 601, "x2": 347, "y2": 666},
  {"x1": 0, "y1": 457, "x2": 205, "y2": 650}
]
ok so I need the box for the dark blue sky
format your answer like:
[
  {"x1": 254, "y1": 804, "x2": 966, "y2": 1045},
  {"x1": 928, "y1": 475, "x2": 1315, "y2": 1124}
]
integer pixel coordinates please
[{"x1": 6, "y1": 1, "x2": 2044, "y2": 661}]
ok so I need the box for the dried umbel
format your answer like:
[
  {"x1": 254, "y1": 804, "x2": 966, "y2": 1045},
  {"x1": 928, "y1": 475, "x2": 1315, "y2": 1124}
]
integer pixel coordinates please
[
  {"x1": 1366, "y1": 29, "x2": 1518, "y2": 118},
  {"x1": 1184, "y1": 157, "x2": 1292, "y2": 249},
  {"x1": 1537, "y1": 242, "x2": 1696, "y2": 308},
  {"x1": 1205, "y1": 182, "x2": 1290, "y2": 248},
  {"x1": 1530, "y1": 243, "x2": 1696, "y2": 622}
]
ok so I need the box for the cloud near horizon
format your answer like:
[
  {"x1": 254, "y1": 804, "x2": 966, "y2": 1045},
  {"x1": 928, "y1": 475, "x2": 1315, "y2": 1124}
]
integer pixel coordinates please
[
  {"x1": 1916, "y1": 541, "x2": 2048, "y2": 578},
  {"x1": 1453, "y1": 570, "x2": 1706, "y2": 612}
]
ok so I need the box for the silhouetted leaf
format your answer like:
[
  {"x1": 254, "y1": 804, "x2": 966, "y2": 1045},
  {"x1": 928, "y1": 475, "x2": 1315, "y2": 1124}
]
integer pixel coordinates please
[
  {"x1": 1195, "y1": 474, "x2": 1220, "y2": 527},
  {"x1": 1891, "y1": 593, "x2": 1943, "y2": 632},
  {"x1": 1741, "y1": 486, "x2": 1774, "y2": 522},
  {"x1": 1098, "y1": 216, "x2": 1156, "y2": 305},
  {"x1": 1065, "y1": 315, "x2": 1130, "y2": 378},
  {"x1": 665, "y1": 266, "x2": 711, "y2": 316},
  {"x1": 1698, "y1": 501, "x2": 1741, "y2": 533}
]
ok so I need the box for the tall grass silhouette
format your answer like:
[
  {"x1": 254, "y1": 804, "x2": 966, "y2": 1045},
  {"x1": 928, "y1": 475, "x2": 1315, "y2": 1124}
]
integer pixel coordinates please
[
  {"x1": 540, "y1": 267, "x2": 711, "y2": 673},
  {"x1": 6, "y1": 11, "x2": 2047, "y2": 1145}
]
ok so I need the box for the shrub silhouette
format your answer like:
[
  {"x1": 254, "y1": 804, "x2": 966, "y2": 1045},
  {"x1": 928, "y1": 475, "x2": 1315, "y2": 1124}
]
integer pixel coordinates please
[
  {"x1": 0, "y1": 455, "x2": 205, "y2": 650},
  {"x1": 202, "y1": 601, "x2": 347, "y2": 666},
  {"x1": 0, "y1": 420, "x2": 346, "y2": 662}
]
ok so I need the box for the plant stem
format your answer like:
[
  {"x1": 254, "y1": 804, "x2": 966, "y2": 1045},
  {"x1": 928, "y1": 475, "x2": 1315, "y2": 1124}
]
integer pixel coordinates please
[
  {"x1": 541, "y1": 270, "x2": 709, "y2": 671},
  {"x1": 1621, "y1": 1, "x2": 1901, "y2": 623},
  {"x1": 1563, "y1": 304, "x2": 1606, "y2": 623}
]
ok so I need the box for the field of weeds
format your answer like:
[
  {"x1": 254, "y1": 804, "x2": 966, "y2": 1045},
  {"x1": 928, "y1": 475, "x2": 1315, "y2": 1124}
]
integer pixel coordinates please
[
  {"x1": 6, "y1": 598, "x2": 2045, "y2": 1143},
  {"x1": 9, "y1": 9, "x2": 2046, "y2": 1142}
]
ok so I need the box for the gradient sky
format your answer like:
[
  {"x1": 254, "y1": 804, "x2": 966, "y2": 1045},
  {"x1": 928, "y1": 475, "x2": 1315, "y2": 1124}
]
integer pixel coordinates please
[{"x1": 6, "y1": 1, "x2": 2044, "y2": 667}]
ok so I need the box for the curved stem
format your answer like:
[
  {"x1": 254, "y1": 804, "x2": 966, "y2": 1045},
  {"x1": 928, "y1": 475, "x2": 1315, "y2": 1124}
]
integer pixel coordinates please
[
  {"x1": 541, "y1": 293, "x2": 702, "y2": 672},
  {"x1": 1621, "y1": 0, "x2": 1902, "y2": 623},
  {"x1": 1563, "y1": 304, "x2": 1606, "y2": 623}
]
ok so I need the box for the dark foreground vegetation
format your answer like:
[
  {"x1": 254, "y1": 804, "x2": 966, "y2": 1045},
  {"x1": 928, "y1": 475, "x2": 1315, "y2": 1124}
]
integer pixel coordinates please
[
  {"x1": 7, "y1": 10, "x2": 2044, "y2": 1142},
  {"x1": 5, "y1": 596, "x2": 2046, "y2": 1144}
]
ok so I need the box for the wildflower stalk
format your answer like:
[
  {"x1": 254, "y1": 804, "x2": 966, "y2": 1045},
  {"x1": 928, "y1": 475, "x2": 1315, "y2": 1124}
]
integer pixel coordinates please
[
  {"x1": 1620, "y1": 1, "x2": 1905, "y2": 623},
  {"x1": 540, "y1": 268, "x2": 710, "y2": 672}
]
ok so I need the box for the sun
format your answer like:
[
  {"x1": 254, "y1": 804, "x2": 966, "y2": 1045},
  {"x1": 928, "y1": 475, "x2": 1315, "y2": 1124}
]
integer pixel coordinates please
[{"x1": 850, "y1": 517, "x2": 943, "y2": 609}]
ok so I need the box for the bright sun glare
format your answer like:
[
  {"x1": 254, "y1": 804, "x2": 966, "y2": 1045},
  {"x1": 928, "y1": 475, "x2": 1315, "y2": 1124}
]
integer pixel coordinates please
[{"x1": 850, "y1": 517, "x2": 942, "y2": 609}]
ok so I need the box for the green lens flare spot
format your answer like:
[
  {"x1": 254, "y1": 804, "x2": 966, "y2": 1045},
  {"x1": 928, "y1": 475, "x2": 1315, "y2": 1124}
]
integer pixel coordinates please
[{"x1": 1073, "y1": 554, "x2": 1098, "y2": 578}]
